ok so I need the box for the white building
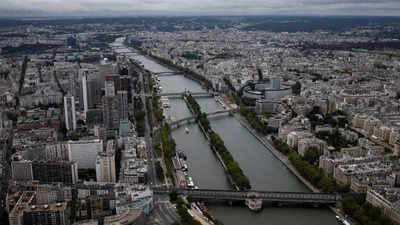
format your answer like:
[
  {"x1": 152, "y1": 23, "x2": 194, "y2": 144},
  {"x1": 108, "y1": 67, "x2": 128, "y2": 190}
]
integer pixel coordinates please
[
  {"x1": 67, "y1": 139, "x2": 103, "y2": 169},
  {"x1": 64, "y1": 95, "x2": 76, "y2": 131},
  {"x1": 105, "y1": 78, "x2": 115, "y2": 97},
  {"x1": 96, "y1": 152, "x2": 116, "y2": 183},
  {"x1": 44, "y1": 143, "x2": 71, "y2": 161}
]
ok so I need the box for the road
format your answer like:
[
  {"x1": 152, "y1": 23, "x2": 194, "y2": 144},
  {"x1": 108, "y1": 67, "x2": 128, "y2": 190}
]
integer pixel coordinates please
[
  {"x1": 146, "y1": 195, "x2": 181, "y2": 225},
  {"x1": 133, "y1": 58, "x2": 182, "y2": 224},
  {"x1": 120, "y1": 41, "x2": 181, "y2": 225},
  {"x1": 137, "y1": 65, "x2": 158, "y2": 187},
  {"x1": 230, "y1": 107, "x2": 355, "y2": 225},
  {"x1": 138, "y1": 68, "x2": 181, "y2": 224}
]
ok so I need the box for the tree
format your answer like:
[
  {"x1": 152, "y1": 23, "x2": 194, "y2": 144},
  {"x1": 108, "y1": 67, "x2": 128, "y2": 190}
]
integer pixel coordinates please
[
  {"x1": 169, "y1": 192, "x2": 178, "y2": 202},
  {"x1": 5, "y1": 111, "x2": 17, "y2": 122},
  {"x1": 303, "y1": 147, "x2": 322, "y2": 165},
  {"x1": 155, "y1": 161, "x2": 164, "y2": 182},
  {"x1": 342, "y1": 197, "x2": 359, "y2": 215}
]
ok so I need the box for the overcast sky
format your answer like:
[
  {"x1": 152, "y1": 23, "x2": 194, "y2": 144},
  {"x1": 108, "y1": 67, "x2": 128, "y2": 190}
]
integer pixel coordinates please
[{"x1": 1, "y1": 0, "x2": 400, "y2": 16}]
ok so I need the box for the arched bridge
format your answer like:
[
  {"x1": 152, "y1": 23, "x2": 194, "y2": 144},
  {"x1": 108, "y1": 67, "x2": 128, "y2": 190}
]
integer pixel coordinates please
[
  {"x1": 154, "y1": 71, "x2": 185, "y2": 77},
  {"x1": 159, "y1": 92, "x2": 213, "y2": 99},
  {"x1": 153, "y1": 188, "x2": 339, "y2": 206},
  {"x1": 168, "y1": 109, "x2": 232, "y2": 128}
]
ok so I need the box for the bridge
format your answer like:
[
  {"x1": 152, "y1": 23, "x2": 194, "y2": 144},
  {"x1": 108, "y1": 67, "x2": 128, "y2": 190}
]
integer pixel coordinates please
[
  {"x1": 154, "y1": 71, "x2": 185, "y2": 77},
  {"x1": 153, "y1": 188, "x2": 339, "y2": 208},
  {"x1": 159, "y1": 92, "x2": 213, "y2": 99},
  {"x1": 168, "y1": 109, "x2": 232, "y2": 129}
]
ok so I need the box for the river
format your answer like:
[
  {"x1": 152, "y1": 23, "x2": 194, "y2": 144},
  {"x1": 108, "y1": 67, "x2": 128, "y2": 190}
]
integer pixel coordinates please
[{"x1": 116, "y1": 39, "x2": 338, "y2": 225}]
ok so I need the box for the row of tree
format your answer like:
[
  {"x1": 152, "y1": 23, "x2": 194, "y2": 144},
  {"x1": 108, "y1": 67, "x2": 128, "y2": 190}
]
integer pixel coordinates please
[
  {"x1": 155, "y1": 161, "x2": 165, "y2": 183},
  {"x1": 133, "y1": 97, "x2": 145, "y2": 137},
  {"x1": 171, "y1": 198, "x2": 202, "y2": 225},
  {"x1": 150, "y1": 54, "x2": 213, "y2": 89},
  {"x1": 160, "y1": 124, "x2": 176, "y2": 181},
  {"x1": 186, "y1": 94, "x2": 251, "y2": 190},
  {"x1": 272, "y1": 138, "x2": 349, "y2": 193},
  {"x1": 239, "y1": 106, "x2": 277, "y2": 135},
  {"x1": 145, "y1": 97, "x2": 153, "y2": 130},
  {"x1": 342, "y1": 195, "x2": 394, "y2": 225},
  {"x1": 306, "y1": 107, "x2": 348, "y2": 130},
  {"x1": 185, "y1": 94, "x2": 201, "y2": 115},
  {"x1": 208, "y1": 130, "x2": 251, "y2": 190},
  {"x1": 152, "y1": 93, "x2": 164, "y2": 123}
]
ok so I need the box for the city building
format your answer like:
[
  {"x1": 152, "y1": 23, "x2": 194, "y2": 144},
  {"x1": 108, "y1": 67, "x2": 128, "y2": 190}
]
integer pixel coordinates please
[
  {"x1": 117, "y1": 90, "x2": 129, "y2": 121},
  {"x1": 105, "y1": 77, "x2": 115, "y2": 97},
  {"x1": 255, "y1": 99, "x2": 280, "y2": 114},
  {"x1": 32, "y1": 161, "x2": 78, "y2": 184},
  {"x1": 67, "y1": 139, "x2": 103, "y2": 169},
  {"x1": 35, "y1": 183, "x2": 72, "y2": 205},
  {"x1": 96, "y1": 152, "x2": 116, "y2": 183},
  {"x1": 286, "y1": 131, "x2": 314, "y2": 149},
  {"x1": 9, "y1": 191, "x2": 36, "y2": 225},
  {"x1": 11, "y1": 155, "x2": 33, "y2": 181},
  {"x1": 103, "y1": 95, "x2": 120, "y2": 130},
  {"x1": 298, "y1": 138, "x2": 327, "y2": 156},
  {"x1": 64, "y1": 95, "x2": 77, "y2": 131},
  {"x1": 44, "y1": 143, "x2": 71, "y2": 161},
  {"x1": 366, "y1": 188, "x2": 400, "y2": 224},
  {"x1": 22, "y1": 202, "x2": 68, "y2": 225},
  {"x1": 242, "y1": 78, "x2": 292, "y2": 101},
  {"x1": 334, "y1": 161, "x2": 392, "y2": 186},
  {"x1": 81, "y1": 71, "x2": 102, "y2": 114},
  {"x1": 271, "y1": 76, "x2": 281, "y2": 90}
]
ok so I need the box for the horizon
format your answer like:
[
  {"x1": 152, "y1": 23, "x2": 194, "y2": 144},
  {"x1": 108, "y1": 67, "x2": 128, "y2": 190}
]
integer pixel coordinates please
[
  {"x1": 1, "y1": 0, "x2": 400, "y2": 18},
  {"x1": 2, "y1": 14, "x2": 400, "y2": 20}
]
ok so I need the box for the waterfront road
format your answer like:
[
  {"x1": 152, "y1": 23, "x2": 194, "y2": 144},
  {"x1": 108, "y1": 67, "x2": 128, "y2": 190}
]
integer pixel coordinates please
[
  {"x1": 147, "y1": 195, "x2": 180, "y2": 225},
  {"x1": 134, "y1": 61, "x2": 158, "y2": 187},
  {"x1": 232, "y1": 111, "x2": 355, "y2": 225}
]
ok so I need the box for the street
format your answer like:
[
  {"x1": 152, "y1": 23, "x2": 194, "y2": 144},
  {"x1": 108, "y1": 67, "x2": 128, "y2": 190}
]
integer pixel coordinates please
[{"x1": 132, "y1": 58, "x2": 180, "y2": 225}]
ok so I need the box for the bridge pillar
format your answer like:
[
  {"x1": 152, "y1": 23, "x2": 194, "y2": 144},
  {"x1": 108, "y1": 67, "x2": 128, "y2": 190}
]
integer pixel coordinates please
[{"x1": 245, "y1": 198, "x2": 262, "y2": 211}]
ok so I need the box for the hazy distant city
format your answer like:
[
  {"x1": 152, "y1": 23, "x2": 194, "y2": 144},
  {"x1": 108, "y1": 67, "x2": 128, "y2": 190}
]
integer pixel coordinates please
[{"x1": 0, "y1": 11, "x2": 400, "y2": 225}]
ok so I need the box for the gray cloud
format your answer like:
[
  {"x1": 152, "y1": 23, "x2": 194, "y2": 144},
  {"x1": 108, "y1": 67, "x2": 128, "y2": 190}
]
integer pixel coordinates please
[{"x1": 0, "y1": 0, "x2": 400, "y2": 16}]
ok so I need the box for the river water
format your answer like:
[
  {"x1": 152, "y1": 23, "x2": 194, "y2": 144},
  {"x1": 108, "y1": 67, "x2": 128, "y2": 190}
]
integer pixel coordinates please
[{"x1": 118, "y1": 40, "x2": 338, "y2": 225}]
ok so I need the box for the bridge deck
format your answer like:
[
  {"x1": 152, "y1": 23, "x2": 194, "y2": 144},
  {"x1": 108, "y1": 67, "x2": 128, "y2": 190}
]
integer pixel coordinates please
[
  {"x1": 153, "y1": 188, "x2": 338, "y2": 204},
  {"x1": 159, "y1": 92, "x2": 212, "y2": 97},
  {"x1": 154, "y1": 72, "x2": 185, "y2": 76},
  {"x1": 168, "y1": 110, "x2": 232, "y2": 126}
]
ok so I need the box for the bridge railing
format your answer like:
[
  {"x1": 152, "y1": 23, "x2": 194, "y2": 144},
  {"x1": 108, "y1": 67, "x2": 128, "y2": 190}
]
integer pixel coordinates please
[
  {"x1": 159, "y1": 92, "x2": 212, "y2": 97},
  {"x1": 153, "y1": 188, "x2": 338, "y2": 203},
  {"x1": 167, "y1": 110, "x2": 232, "y2": 127}
]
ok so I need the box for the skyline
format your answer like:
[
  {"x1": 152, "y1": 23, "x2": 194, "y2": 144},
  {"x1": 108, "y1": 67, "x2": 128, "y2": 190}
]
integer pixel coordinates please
[{"x1": 1, "y1": 0, "x2": 400, "y2": 17}]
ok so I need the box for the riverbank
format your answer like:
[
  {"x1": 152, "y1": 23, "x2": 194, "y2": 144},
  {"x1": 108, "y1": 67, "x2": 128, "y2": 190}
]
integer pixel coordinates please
[
  {"x1": 121, "y1": 39, "x2": 341, "y2": 225},
  {"x1": 183, "y1": 96, "x2": 239, "y2": 190},
  {"x1": 228, "y1": 106, "x2": 356, "y2": 223},
  {"x1": 184, "y1": 94, "x2": 250, "y2": 191},
  {"x1": 127, "y1": 44, "x2": 213, "y2": 90},
  {"x1": 232, "y1": 112, "x2": 320, "y2": 193}
]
